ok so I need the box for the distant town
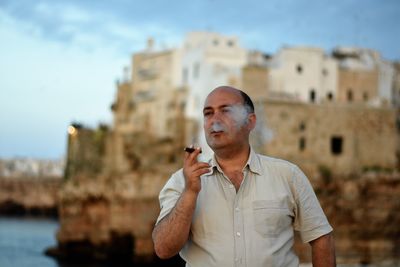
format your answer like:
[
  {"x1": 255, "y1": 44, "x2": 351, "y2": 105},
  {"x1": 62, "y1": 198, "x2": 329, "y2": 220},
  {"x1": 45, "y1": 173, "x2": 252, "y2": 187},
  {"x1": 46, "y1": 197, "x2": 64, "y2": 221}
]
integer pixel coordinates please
[{"x1": 0, "y1": 157, "x2": 64, "y2": 178}]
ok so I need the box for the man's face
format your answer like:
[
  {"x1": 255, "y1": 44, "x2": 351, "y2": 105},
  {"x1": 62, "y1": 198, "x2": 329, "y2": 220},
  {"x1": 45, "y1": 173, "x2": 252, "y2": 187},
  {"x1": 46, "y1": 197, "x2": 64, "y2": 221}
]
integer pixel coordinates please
[{"x1": 203, "y1": 89, "x2": 252, "y2": 150}]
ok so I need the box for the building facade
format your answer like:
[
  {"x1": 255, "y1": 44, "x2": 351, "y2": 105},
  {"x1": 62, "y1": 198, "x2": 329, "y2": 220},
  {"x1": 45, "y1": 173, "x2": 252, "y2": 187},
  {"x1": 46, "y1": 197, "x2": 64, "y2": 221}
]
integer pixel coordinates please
[
  {"x1": 103, "y1": 32, "x2": 400, "y2": 176},
  {"x1": 268, "y1": 47, "x2": 338, "y2": 104}
]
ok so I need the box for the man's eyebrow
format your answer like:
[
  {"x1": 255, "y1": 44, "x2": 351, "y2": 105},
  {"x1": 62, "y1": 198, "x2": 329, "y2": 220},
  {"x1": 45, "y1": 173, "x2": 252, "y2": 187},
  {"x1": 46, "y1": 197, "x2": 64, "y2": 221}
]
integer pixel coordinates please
[
  {"x1": 203, "y1": 104, "x2": 235, "y2": 113},
  {"x1": 220, "y1": 104, "x2": 232, "y2": 109},
  {"x1": 203, "y1": 107, "x2": 212, "y2": 113}
]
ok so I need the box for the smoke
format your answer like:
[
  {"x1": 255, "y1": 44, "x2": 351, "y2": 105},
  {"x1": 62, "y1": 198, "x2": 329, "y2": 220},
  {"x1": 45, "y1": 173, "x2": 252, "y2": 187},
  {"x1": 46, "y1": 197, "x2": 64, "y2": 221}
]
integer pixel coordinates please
[
  {"x1": 253, "y1": 103, "x2": 274, "y2": 147},
  {"x1": 208, "y1": 105, "x2": 249, "y2": 132},
  {"x1": 229, "y1": 105, "x2": 249, "y2": 129},
  {"x1": 211, "y1": 122, "x2": 226, "y2": 132}
]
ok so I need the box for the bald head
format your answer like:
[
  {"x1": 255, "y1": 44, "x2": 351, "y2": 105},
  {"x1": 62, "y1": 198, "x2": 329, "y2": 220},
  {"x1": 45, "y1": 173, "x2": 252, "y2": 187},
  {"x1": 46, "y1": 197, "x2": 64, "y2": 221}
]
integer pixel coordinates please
[{"x1": 207, "y1": 86, "x2": 255, "y2": 114}]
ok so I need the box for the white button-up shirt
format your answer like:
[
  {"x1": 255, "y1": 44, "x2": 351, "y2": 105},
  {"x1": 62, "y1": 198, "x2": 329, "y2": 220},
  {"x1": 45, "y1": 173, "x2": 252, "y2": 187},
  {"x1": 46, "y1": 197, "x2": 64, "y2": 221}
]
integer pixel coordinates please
[{"x1": 156, "y1": 149, "x2": 333, "y2": 267}]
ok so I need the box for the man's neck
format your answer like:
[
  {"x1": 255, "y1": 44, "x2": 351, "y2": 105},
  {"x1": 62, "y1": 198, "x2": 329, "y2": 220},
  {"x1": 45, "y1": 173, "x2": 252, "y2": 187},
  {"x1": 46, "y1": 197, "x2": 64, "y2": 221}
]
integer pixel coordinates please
[{"x1": 214, "y1": 145, "x2": 251, "y2": 173}]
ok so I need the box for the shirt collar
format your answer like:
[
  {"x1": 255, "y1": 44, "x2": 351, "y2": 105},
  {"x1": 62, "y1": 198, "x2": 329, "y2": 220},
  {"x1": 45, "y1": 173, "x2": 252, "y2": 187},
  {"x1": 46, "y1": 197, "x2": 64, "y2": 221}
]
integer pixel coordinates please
[{"x1": 205, "y1": 147, "x2": 263, "y2": 176}]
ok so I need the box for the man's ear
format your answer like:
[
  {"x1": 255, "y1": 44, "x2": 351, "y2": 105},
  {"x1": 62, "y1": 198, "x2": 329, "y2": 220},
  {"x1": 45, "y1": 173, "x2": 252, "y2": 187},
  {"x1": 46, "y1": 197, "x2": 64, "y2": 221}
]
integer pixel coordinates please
[{"x1": 247, "y1": 113, "x2": 257, "y2": 130}]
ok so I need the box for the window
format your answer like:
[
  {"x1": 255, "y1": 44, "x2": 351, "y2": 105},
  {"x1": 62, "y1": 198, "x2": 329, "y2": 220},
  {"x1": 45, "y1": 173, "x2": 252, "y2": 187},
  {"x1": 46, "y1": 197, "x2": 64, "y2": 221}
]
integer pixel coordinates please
[
  {"x1": 296, "y1": 64, "x2": 303, "y2": 74},
  {"x1": 331, "y1": 136, "x2": 343, "y2": 155},
  {"x1": 193, "y1": 63, "x2": 200, "y2": 79},
  {"x1": 363, "y1": 92, "x2": 368, "y2": 101},
  {"x1": 322, "y1": 68, "x2": 328, "y2": 76},
  {"x1": 299, "y1": 122, "x2": 306, "y2": 131},
  {"x1": 309, "y1": 89, "x2": 316, "y2": 103},
  {"x1": 299, "y1": 137, "x2": 306, "y2": 151},
  {"x1": 182, "y1": 68, "x2": 188, "y2": 84},
  {"x1": 347, "y1": 89, "x2": 353, "y2": 102},
  {"x1": 327, "y1": 92, "x2": 333, "y2": 101},
  {"x1": 213, "y1": 39, "x2": 219, "y2": 46},
  {"x1": 227, "y1": 40, "x2": 235, "y2": 47}
]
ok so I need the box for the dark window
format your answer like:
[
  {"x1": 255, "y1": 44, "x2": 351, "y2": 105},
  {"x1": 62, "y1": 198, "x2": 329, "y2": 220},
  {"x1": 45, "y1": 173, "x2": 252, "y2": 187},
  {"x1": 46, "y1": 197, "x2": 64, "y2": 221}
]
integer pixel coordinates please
[
  {"x1": 227, "y1": 40, "x2": 235, "y2": 47},
  {"x1": 299, "y1": 122, "x2": 306, "y2": 131},
  {"x1": 299, "y1": 137, "x2": 306, "y2": 151},
  {"x1": 296, "y1": 64, "x2": 303, "y2": 74},
  {"x1": 331, "y1": 136, "x2": 343, "y2": 155},
  {"x1": 310, "y1": 89, "x2": 316, "y2": 103},
  {"x1": 213, "y1": 39, "x2": 219, "y2": 46},
  {"x1": 363, "y1": 92, "x2": 368, "y2": 101},
  {"x1": 347, "y1": 89, "x2": 353, "y2": 102},
  {"x1": 327, "y1": 92, "x2": 333, "y2": 101},
  {"x1": 322, "y1": 68, "x2": 328, "y2": 76}
]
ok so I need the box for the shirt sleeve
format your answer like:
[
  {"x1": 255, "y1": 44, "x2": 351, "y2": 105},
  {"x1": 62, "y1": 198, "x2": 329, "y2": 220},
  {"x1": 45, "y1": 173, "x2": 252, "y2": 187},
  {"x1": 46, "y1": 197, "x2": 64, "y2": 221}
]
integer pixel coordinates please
[
  {"x1": 155, "y1": 169, "x2": 185, "y2": 225},
  {"x1": 291, "y1": 165, "x2": 333, "y2": 243}
]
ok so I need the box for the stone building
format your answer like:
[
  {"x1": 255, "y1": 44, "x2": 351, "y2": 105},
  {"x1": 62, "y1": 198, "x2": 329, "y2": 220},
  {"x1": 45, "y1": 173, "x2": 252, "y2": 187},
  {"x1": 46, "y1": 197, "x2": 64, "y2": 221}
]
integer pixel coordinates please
[
  {"x1": 181, "y1": 32, "x2": 248, "y2": 155},
  {"x1": 267, "y1": 47, "x2": 338, "y2": 104},
  {"x1": 332, "y1": 47, "x2": 395, "y2": 107},
  {"x1": 250, "y1": 100, "x2": 397, "y2": 177},
  {"x1": 108, "y1": 41, "x2": 187, "y2": 174},
  {"x1": 104, "y1": 33, "x2": 399, "y2": 175},
  {"x1": 392, "y1": 62, "x2": 400, "y2": 108}
]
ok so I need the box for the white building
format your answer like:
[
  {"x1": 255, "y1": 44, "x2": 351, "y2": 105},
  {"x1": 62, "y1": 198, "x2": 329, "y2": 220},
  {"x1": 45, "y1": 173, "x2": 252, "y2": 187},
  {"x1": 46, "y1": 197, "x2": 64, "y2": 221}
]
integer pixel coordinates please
[
  {"x1": 179, "y1": 32, "x2": 248, "y2": 156},
  {"x1": 268, "y1": 46, "x2": 338, "y2": 103}
]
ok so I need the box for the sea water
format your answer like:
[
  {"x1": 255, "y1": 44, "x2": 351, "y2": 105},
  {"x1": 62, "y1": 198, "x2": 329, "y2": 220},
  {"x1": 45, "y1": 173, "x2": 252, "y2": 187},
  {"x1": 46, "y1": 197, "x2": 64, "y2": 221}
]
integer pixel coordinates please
[{"x1": 0, "y1": 217, "x2": 59, "y2": 267}]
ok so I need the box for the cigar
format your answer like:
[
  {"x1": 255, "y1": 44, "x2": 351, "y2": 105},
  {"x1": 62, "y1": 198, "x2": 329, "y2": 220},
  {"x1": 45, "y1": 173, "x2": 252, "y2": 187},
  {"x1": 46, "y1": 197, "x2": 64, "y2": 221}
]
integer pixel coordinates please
[{"x1": 184, "y1": 147, "x2": 202, "y2": 153}]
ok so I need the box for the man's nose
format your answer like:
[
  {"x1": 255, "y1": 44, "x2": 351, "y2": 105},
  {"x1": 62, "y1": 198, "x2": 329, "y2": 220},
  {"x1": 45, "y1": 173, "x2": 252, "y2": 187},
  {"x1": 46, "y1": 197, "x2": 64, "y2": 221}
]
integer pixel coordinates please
[
  {"x1": 211, "y1": 110, "x2": 224, "y2": 121},
  {"x1": 207, "y1": 114, "x2": 221, "y2": 126}
]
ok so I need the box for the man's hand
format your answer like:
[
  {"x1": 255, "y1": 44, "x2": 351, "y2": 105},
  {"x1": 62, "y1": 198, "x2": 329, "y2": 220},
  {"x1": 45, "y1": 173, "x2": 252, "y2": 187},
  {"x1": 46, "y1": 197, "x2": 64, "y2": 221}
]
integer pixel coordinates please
[
  {"x1": 183, "y1": 147, "x2": 210, "y2": 194},
  {"x1": 152, "y1": 147, "x2": 210, "y2": 259}
]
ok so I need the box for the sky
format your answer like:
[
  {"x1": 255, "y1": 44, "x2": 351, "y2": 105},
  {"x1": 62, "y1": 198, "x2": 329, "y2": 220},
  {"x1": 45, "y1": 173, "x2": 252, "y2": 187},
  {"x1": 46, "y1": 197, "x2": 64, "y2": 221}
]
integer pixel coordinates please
[{"x1": 0, "y1": 0, "x2": 399, "y2": 159}]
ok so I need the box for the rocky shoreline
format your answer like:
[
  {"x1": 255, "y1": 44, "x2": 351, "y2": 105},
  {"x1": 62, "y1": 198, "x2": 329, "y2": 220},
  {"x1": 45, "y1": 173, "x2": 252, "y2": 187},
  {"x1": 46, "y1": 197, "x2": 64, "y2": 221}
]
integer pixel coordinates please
[
  {"x1": 2, "y1": 172, "x2": 400, "y2": 266},
  {"x1": 0, "y1": 176, "x2": 61, "y2": 218},
  {"x1": 46, "y1": 171, "x2": 400, "y2": 266}
]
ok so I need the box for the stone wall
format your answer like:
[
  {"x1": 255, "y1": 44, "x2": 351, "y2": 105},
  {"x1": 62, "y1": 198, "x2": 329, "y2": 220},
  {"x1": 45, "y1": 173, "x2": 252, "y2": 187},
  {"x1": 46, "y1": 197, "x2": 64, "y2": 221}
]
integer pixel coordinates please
[
  {"x1": 254, "y1": 100, "x2": 398, "y2": 176},
  {"x1": 337, "y1": 68, "x2": 379, "y2": 104}
]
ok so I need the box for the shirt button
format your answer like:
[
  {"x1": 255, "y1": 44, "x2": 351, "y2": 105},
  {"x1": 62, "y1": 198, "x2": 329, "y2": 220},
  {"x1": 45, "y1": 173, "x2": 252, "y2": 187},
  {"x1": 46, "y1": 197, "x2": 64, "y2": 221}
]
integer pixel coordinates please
[
  {"x1": 236, "y1": 232, "x2": 241, "y2": 237},
  {"x1": 235, "y1": 207, "x2": 240, "y2": 212},
  {"x1": 229, "y1": 184, "x2": 234, "y2": 188}
]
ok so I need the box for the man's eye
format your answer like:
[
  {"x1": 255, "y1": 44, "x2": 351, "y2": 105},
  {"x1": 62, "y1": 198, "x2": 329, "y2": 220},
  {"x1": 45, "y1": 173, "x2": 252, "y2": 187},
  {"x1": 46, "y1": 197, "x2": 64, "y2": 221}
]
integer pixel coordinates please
[{"x1": 204, "y1": 112, "x2": 212, "y2": 117}]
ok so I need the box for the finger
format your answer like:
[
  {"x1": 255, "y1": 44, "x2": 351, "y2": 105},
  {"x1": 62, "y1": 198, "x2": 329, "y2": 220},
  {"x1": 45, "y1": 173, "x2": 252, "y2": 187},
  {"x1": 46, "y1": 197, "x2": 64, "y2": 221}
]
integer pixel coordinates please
[
  {"x1": 192, "y1": 162, "x2": 211, "y2": 171},
  {"x1": 192, "y1": 167, "x2": 212, "y2": 177},
  {"x1": 186, "y1": 146, "x2": 202, "y2": 165},
  {"x1": 190, "y1": 163, "x2": 211, "y2": 176}
]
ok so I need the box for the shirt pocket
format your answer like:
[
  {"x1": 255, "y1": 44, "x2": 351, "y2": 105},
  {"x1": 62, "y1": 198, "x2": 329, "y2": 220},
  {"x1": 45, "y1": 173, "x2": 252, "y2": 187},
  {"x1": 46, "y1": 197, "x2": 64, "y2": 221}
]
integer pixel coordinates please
[{"x1": 252, "y1": 199, "x2": 291, "y2": 237}]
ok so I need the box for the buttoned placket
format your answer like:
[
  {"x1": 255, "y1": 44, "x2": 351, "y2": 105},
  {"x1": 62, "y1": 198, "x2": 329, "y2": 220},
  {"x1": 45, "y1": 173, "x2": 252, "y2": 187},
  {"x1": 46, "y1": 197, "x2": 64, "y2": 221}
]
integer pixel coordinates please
[{"x1": 232, "y1": 168, "x2": 248, "y2": 267}]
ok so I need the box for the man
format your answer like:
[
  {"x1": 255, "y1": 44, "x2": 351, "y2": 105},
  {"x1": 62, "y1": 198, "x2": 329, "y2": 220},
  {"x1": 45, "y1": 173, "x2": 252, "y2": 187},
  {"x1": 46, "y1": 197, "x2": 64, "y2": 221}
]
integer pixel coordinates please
[{"x1": 152, "y1": 86, "x2": 336, "y2": 266}]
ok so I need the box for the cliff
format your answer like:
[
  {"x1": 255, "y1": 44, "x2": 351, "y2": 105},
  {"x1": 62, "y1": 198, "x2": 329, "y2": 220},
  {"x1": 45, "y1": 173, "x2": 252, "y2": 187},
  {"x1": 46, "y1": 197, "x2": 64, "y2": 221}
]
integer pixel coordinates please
[
  {"x1": 47, "y1": 166, "x2": 400, "y2": 265},
  {"x1": 295, "y1": 172, "x2": 400, "y2": 265},
  {"x1": 46, "y1": 165, "x2": 184, "y2": 264},
  {"x1": 0, "y1": 176, "x2": 61, "y2": 217}
]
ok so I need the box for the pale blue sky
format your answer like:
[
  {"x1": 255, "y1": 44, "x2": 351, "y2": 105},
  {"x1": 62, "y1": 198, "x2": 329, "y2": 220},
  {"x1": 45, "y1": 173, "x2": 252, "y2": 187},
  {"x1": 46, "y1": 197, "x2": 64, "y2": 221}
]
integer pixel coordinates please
[{"x1": 0, "y1": 0, "x2": 399, "y2": 159}]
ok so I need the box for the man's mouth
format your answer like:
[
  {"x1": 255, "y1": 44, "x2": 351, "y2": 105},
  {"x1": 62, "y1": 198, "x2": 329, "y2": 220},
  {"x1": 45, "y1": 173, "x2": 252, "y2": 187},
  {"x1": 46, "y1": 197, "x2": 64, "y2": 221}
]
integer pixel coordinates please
[
  {"x1": 210, "y1": 130, "x2": 224, "y2": 135},
  {"x1": 210, "y1": 122, "x2": 226, "y2": 134}
]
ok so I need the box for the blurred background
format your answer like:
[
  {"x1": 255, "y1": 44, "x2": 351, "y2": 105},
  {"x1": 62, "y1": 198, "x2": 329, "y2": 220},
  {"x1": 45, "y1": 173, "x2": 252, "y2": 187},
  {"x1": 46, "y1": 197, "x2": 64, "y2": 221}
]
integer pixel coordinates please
[{"x1": 1, "y1": 0, "x2": 399, "y2": 266}]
